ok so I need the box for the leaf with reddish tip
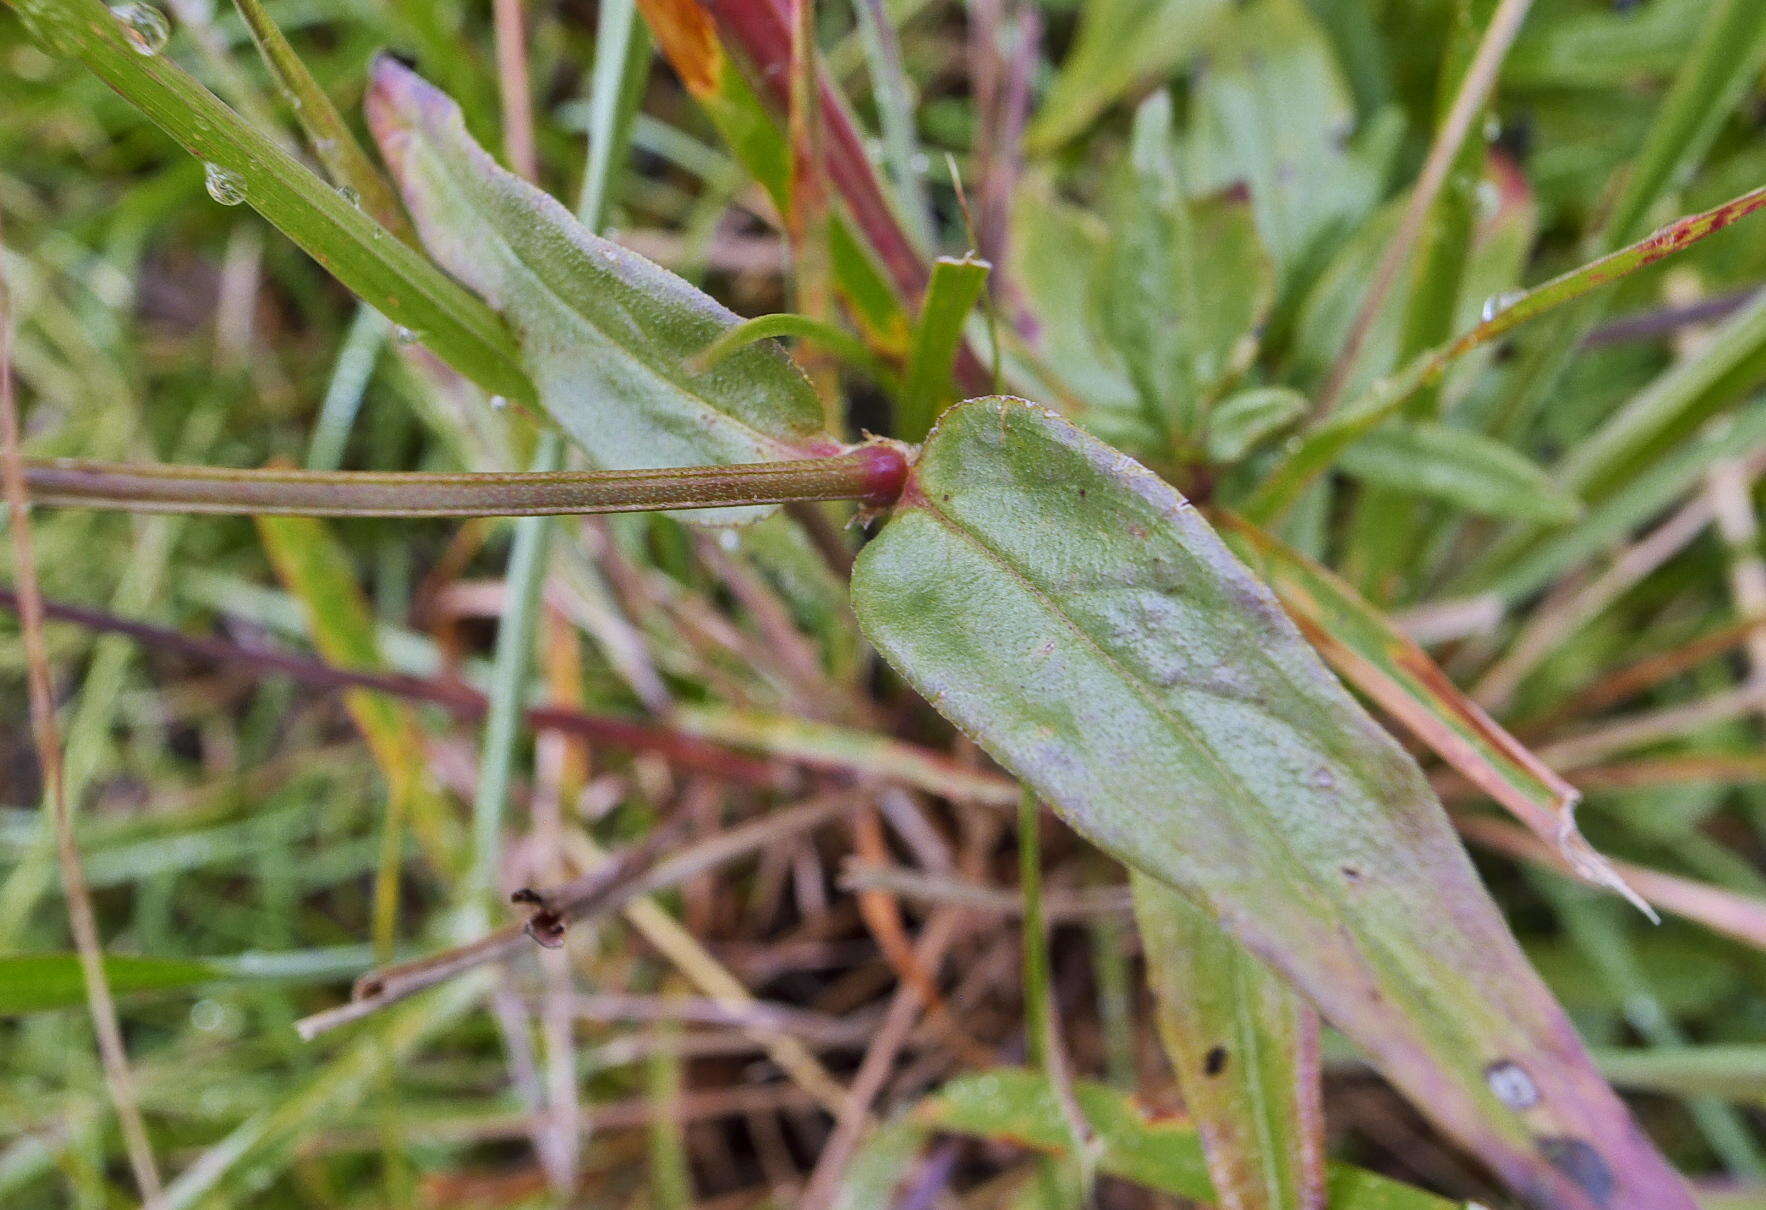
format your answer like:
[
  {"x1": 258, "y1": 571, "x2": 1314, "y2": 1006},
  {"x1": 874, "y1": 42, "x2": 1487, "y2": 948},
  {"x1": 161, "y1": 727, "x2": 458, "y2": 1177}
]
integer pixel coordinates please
[
  {"x1": 1214, "y1": 511, "x2": 1651, "y2": 917},
  {"x1": 1132, "y1": 872, "x2": 1325, "y2": 1210},
  {"x1": 365, "y1": 59, "x2": 836, "y2": 523},
  {"x1": 851, "y1": 396, "x2": 1693, "y2": 1210}
]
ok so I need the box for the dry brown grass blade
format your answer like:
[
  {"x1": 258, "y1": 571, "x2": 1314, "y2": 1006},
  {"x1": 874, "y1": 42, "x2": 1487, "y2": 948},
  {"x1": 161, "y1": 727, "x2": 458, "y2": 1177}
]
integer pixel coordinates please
[
  {"x1": 0, "y1": 209, "x2": 164, "y2": 1205},
  {"x1": 1461, "y1": 816, "x2": 1766, "y2": 953}
]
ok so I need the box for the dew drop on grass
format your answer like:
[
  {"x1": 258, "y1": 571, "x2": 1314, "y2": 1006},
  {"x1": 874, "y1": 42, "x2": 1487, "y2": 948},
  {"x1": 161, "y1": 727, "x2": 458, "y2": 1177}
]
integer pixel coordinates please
[
  {"x1": 488, "y1": 394, "x2": 509, "y2": 411},
  {"x1": 394, "y1": 325, "x2": 421, "y2": 345},
  {"x1": 337, "y1": 185, "x2": 360, "y2": 209},
  {"x1": 203, "y1": 162, "x2": 246, "y2": 206},
  {"x1": 1480, "y1": 291, "x2": 1523, "y2": 323},
  {"x1": 109, "y1": 3, "x2": 169, "y2": 55}
]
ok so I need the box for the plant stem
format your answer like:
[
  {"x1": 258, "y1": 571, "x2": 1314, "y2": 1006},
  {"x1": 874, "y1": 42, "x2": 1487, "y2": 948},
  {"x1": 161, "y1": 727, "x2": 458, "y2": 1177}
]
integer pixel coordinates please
[
  {"x1": 1242, "y1": 184, "x2": 1766, "y2": 524},
  {"x1": 468, "y1": 434, "x2": 562, "y2": 915},
  {"x1": 20, "y1": 444, "x2": 911, "y2": 517},
  {"x1": 1319, "y1": 0, "x2": 1534, "y2": 412}
]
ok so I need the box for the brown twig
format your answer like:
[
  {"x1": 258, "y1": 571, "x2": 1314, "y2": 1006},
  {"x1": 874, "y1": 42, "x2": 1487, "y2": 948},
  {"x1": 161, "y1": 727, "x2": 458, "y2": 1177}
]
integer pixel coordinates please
[{"x1": 296, "y1": 792, "x2": 859, "y2": 1039}]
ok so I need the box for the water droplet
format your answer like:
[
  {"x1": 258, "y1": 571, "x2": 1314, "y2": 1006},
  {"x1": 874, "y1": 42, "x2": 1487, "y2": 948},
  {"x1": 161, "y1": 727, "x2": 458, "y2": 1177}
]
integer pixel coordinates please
[
  {"x1": 394, "y1": 325, "x2": 420, "y2": 345},
  {"x1": 110, "y1": 3, "x2": 169, "y2": 55},
  {"x1": 1480, "y1": 291, "x2": 1523, "y2": 323},
  {"x1": 202, "y1": 162, "x2": 246, "y2": 206},
  {"x1": 1307, "y1": 766, "x2": 1336, "y2": 790},
  {"x1": 337, "y1": 184, "x2": 360, "y2": 209},
  {"x1": 1485, "y1": 1060, "x2": 1540, "y2": 1109},
  {"x1": 488, "y1": 394, "x2": 508, "y2": 411}
]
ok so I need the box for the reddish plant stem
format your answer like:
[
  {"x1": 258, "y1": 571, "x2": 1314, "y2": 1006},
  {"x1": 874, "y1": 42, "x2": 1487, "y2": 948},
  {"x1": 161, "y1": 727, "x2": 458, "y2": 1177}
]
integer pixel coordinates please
[
  {"x1": 706, "y1": 0, "x2": 991, "y2": 392},
  {"x1": 0, "y1": 588, "x2": 788, "y2": 789}
]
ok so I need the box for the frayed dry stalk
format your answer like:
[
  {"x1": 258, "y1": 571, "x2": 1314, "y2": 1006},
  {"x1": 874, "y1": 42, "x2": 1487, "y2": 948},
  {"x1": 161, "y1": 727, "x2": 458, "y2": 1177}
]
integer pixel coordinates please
[
  {"x1": 20, "y1": 442, "x2": 910, "y2": 517},
  {"x1": 296, "y1": 792, "x2": 861, "y2": 1040}
]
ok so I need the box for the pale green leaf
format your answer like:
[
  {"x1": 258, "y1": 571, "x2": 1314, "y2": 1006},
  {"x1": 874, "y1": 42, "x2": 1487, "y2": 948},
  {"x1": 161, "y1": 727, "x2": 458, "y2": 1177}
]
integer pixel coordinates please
[
  {"x1": 918, "y1": 1069, "x2": 1466, "y2": 1209},
  {"x1": 1339, "y1": 422, "x2": 1582, "y2": 524},
  {"x1": 366, "y1": 59, "x2": 837, "y2": 523},
  {"x1": 1207, "y1": 387, "x2": 1308, "y2": 464},
  {"x1": 852, "y1": 397, "x2": 1693, "y2": 1210}
]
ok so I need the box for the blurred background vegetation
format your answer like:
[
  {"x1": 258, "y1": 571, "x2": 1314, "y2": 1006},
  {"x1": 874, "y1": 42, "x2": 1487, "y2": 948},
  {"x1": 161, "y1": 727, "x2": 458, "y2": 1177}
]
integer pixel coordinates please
[{"x1": 2, "y1": 0, "x2": 1766, "y2": 1206}]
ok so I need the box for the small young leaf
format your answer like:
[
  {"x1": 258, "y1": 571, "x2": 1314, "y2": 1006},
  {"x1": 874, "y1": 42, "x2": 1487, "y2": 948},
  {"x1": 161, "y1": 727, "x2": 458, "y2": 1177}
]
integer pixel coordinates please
[
  {"x1": 899, "y1": 256, "x2": 991, "y2": 442},
  {"x1": 366, "y1": 60, "x2": 839, "y2": 522},
  {"x1": 1207, "y1": 387, "x2": 1309, "y2": 464},
  {"x1": 918, "y1": 1069, "x2": 1466, "y2": 1209},
  {"x1": 1338, "y1": 422, "x2": 1582, "y2": 524},
  {"x1": 1181, "y1": 0, "x2": 1387, "y2": 282},
  {"x1": 1132, "y1": 874, "x2": 1325, "y2": 1210},
  {"x1": 1101, "y1": 96, "x2": 1274, "y2": 446},
  {"x1": 852, "y1": 397, "x2": 1694, "y2": 1210}
]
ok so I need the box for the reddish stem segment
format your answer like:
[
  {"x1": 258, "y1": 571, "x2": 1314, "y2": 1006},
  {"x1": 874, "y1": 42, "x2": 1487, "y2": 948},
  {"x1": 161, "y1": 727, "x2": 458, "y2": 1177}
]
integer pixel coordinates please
[{"x1": 21, "y1": 443, "x2": 911, "y2": 517}]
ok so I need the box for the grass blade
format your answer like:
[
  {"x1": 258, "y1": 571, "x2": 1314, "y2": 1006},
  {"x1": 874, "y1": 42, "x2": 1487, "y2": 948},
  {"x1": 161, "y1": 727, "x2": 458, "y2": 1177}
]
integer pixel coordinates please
[{"x1": 5, "y1": 0, "x2": 531, "y2": 403}]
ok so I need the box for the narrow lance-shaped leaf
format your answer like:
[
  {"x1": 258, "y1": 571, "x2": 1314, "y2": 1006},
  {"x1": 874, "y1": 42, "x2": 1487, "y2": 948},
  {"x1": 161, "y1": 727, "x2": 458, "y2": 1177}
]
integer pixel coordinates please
[
  {"x1": 851, "y1": 396, "x2": 1693, "y2": 1210},
  {"x1": 1215, "y1": 511, "x2": 1652, "y2": 917},
  {"x1": 1132, "y1": 873, "x2": 1326, "y2": 1210},
  {"x1": 1336, "y1": 422, "x2": 1582, "y2": 525},
  {"x1": 366, "y1": 60, "x2": 842, "y2": 523},
  {"x1": 632, "y1": 0, "x2": 911, "y2": 351}
]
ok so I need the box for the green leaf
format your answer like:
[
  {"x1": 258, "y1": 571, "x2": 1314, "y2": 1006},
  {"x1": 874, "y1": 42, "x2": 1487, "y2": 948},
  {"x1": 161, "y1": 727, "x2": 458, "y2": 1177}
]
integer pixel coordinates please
[
  {"x1": 1216, "y1": 513, "x2": 1649, "y2": 917},
  {"x1": 0, "y1": 953, "x2": 229, "y2": 1014},
  {"x1": 852, "y1": 397, "x2": 1694, "y2": 1210},
  {"x1": 1337, "y1": 422, "x2": 1583, "y2": 524},
  {"x1": 1180, "y1": 0, "x2": 1387, "y2": 283},
  {"x1": 6, "y1": 0, "x2": 531, "y2": 405},
  {"x1": 1100, "y1": 96, "x2": 1275, "y2": 447},
  {"x1": 917, "y1": 1069, "x2": 1466, "y2": 1209},
  {"x1": 1207, "y1": 387, "x2": 1308, "y2": 464},
  {"x1": 899, "y1": 256, "x2": 991, "y2": 441},
  {"x1": 1131, "y1": 874, "x2": 1324, "y2": 1210},
  {"x1": 1028, "y1": 0, "x2": 1231, "y2": 152},
  {"x1": 365, "y1": 59, "x2": 838, "y2": 522}
]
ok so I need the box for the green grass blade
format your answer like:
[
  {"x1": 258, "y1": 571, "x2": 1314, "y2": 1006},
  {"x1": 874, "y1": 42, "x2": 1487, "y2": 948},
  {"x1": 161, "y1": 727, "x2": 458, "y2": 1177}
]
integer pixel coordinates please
[
  {"x1": 5, "y1": 0, "x2": 531, "y2": 403},
  {"x1": 227, "y1": 0, "x2": 413, "y2": 239},
  {"x1": 899, "y1": 255, "x2": 990, "y2": 441}
]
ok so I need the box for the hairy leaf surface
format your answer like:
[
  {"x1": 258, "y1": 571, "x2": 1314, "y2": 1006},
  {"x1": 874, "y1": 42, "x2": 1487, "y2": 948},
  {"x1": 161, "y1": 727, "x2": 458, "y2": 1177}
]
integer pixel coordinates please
[{"x1": 851, "y1": 396, "x2": 1691, "y2": 1210}]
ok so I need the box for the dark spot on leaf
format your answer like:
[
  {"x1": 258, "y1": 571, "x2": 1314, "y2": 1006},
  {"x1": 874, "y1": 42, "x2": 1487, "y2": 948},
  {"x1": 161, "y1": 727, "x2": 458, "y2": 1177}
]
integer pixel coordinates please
[
  {"x1": 1341, "y1": 866, "x2": 1361, "y2": 881},
  {"x1": 1538, "y1": 1137, "x2": 1615, "y2": 1208},
  {"x1": 1204, "y1": 1046, "x2": 1228, "y2": 1076}
]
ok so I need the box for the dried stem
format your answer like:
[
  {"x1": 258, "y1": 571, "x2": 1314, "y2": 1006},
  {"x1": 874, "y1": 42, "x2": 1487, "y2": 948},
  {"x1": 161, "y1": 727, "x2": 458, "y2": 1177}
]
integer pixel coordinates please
[
  {"x1": 0, "y1": 211, "x2": 164, "y2": 1205},
  {"x1": 1319, "y1": 0, "x2": 1535, "y2": 412}
]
